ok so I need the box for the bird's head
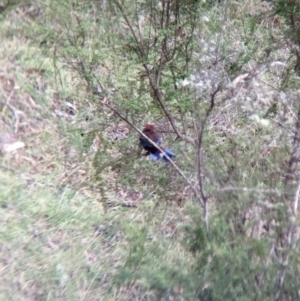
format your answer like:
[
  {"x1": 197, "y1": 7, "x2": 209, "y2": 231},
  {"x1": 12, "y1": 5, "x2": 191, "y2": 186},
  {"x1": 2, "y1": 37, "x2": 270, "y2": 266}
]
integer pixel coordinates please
[{"x1": 144, "y1": 124, "x2": 155, "y2": 131}]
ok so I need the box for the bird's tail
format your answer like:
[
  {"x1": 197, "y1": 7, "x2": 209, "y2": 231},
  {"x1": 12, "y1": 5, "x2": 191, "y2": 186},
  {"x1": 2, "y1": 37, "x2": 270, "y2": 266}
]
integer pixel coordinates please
[
  {"x1": 148, "y1": 148, "x2": 175, "y2": 162},
  {"x1": 160, "y1": 148, "x2": 175, "y2": 162}
]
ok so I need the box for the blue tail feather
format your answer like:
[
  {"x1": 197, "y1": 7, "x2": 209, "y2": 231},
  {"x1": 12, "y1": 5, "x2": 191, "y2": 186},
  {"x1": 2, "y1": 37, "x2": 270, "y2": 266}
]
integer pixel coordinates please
[
  {"x1": 148, "y1": 149, "x2": 175, "y2": 162},
  {"x1": 161, "y1": 149, "x2": 175, "y2": 162},
  {"x1": 149, "y1": 152, "x2": 161, "y2": 161}
]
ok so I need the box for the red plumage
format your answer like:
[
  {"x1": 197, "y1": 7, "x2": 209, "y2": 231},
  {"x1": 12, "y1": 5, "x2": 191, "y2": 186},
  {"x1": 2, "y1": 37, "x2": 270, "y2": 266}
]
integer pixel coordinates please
[{"x1": 139, "y1": 124, "x2": 161, "y2": 154}]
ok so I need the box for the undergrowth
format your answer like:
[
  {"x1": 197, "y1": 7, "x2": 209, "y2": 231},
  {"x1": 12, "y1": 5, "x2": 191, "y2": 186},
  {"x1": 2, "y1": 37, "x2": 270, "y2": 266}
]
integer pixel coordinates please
[{"x1": 1, "y1": 0, "x2": 300, "y2": 300}]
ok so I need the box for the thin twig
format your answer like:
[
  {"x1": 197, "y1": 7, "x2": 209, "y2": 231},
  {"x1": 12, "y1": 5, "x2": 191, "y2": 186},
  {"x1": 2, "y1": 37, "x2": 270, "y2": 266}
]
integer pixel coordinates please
[
  {"x1": 143, "y1": 64, "x2": 196, "y2": 146},
  {"x1": 114, "y1": 1, "x2": 144, "y2": 57},
  {"x1": 215, "y1": 186, "x2": 287, "y2": 195},
  {"x1": 197, "y1": 86, "x2": 221, "y2": 205},
  {"x1": 114, "y1": 0, "x2": 195, "y2": 146},
  {"x1": 293, "y1": 177, "x2": 300, "y2": 216},
  {"x1": 196, "y1": 86, "x2": 221, "y2": 228},
  {"x1": 274, "y1": 104, "x2": 300, "y2": 300}
]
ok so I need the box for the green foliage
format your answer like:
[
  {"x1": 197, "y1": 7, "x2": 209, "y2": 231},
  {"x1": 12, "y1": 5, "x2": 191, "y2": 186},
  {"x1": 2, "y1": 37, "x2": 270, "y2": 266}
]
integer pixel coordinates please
[{"x1": 1, "y1": 0, "x2": 300, "y2": 300}]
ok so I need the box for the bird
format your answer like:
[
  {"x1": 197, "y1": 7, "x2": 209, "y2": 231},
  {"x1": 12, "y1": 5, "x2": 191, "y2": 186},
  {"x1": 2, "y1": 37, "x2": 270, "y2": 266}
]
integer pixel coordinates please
[{"x1": 139, "y1": 124, "x2": 175, "y2": 162}]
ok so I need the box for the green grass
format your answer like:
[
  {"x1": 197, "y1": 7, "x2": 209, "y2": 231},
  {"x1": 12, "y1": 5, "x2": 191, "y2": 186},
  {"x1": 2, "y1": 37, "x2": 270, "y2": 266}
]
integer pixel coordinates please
[
  {"x1": 0, "y1": 168, "x2": 195, "y2": 300},
  {"x1": 0, "y1": 24, "x2": 193, "y2": 294}
]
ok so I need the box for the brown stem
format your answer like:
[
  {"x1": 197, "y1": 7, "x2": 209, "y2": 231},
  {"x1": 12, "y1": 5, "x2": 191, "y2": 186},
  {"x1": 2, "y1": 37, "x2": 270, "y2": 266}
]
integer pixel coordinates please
[
  {"x1": 197, "y1": 86, "x2": 221, "y2": 226},
  {"x1": 143, "y1": 64, "x2": 196, "y2": 146}
]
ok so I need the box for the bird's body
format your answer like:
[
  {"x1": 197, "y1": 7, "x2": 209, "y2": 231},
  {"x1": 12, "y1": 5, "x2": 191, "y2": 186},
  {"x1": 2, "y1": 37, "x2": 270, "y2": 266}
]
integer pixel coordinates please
[{"x1": 139, "y1": 124, "x2": 175, "y2": 162}]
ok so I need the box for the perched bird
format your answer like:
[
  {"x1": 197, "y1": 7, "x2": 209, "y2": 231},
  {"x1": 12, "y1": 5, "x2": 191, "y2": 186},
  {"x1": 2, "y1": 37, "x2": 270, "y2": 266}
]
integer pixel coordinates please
[{"x1": 139, "y1": 124, "x2": 175, "y2": 162}]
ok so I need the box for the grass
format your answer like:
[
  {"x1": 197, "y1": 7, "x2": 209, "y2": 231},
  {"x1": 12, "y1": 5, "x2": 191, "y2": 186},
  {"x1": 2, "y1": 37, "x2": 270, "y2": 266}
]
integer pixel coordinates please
[
  {"x1": 0, "y1": 23, "x2": 193, "y2": 297},
  {"x1": 0, "y1": 168, "x2": 193, "y2": 300},
  {"x1": 1, "y1": 1, "x2": 300, "y2": 300},
  {"x1": 0, "y1": 7, "x2": 126, "y2": 300}
]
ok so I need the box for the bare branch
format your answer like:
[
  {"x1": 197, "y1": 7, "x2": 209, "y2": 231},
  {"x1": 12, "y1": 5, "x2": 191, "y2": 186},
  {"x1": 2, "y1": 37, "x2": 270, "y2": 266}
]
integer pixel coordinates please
[
  {"x1": 284, "y1": 104, "x2": 300, "y2": 187},
  {"x1": 143, "y1": 63, "x2": 196, "y2": 146},
  {"x1": 113, "y1": 1, "x2": 144, "y2": 57},
  {"x1": 197, "y1": 86, "x2": 221, "y2": 197},
  {"x1": 197, "y1": 86, "x2": 221, "y2": 227},
  {"x1": 293, "y1": 177, "x2": 300, "y2": 216}
]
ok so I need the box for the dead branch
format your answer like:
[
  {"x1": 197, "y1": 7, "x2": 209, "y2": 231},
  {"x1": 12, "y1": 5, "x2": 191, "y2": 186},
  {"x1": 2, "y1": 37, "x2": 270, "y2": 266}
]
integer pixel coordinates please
[
  {"x1": 197, "y1": 86, "x2": 221, "y2": 227},
  {"x1": 143, "y1": 63, "x2": 196, "y2": 146}
]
